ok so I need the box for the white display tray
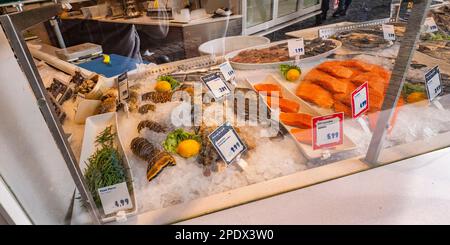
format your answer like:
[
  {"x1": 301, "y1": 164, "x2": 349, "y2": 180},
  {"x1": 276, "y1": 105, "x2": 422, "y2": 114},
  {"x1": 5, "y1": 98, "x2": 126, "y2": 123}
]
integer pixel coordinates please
[
  {"x1": 244, "y1": 74, "x2": 357, "y2": 160},
  {"x1": 225, "y1": 39, "x2": 342, "y2": 70},
  {"x1": 79, "y1": 112, "x2": 138, "y2": 223}
]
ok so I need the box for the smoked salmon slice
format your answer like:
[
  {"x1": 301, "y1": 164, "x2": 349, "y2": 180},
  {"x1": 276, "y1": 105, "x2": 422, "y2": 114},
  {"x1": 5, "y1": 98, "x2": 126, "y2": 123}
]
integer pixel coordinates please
[
  {"x1": 351, "y1": 72, "x2": 385, "y2": 95},
  {"x1": 304, "y1": 69, "x2": 348, "y2": 93},
  {"x1": 340, "y1": 59, "x2": 375, "y2": 72},
  {"x1": 254, "y1": 83, "x2": 283, "y2": 97},
  {"x1": 296, "y1": 81, "x2": 335, "y2": 109},
  {"x1": 317, "y1": 62, "x2": 354, "y2": 79},
  {"x1": 334, "y1": 100, "x2": 353, "y2": 118},
  {"x1": 333, "y1": 81, "x2": 357, "y2": 106},
  {"x1": 291, "y1": 128, "x2": 312, "y2": 145},
  {"x1": 280, "y1": 112, "x2": 313, "y2": 128},
  {"x1": 266, "y1": 97, "x2": 300, "y2": 113}
]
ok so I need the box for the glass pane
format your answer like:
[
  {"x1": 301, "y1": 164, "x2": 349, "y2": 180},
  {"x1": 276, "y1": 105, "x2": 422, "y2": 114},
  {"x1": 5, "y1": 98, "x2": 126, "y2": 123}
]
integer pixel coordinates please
[
  {"x1": 376, "y1": 5, "x2": 450, "y2": 164},
  {"x1": 246, "y1": 0, "x2": 274, "y2": 28},
  {"x1": 303, "y1": 0, "x2": 320, "y2": 9},
  {"x1": 278, "y1": 0, "x2": 299, "y2": 17},
  {"x1": 4, "y1": 0, "x2": 450, "y2": 226}
]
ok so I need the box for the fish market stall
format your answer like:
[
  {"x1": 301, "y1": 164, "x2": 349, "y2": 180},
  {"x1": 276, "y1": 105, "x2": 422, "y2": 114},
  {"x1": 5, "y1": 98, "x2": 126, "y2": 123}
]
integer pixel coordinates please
[{"x1": 1, "y1": 2, "x2": 450, "y2": 225}]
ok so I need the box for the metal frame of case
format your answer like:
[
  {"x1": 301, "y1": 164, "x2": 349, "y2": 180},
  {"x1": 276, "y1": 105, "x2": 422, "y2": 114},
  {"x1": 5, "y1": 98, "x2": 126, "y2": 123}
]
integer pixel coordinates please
[{"x1": 0, "y1": 0, "x2": 439, "y2": 224}]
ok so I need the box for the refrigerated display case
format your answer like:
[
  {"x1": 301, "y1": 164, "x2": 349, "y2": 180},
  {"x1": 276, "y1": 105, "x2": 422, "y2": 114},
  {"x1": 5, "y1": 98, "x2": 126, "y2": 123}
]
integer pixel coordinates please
[
  {"x1": 242, "y1": 0, "x2": 322, "y2": 35},
  {"x1": 1, "y1": 0, "x2": 450, "y2": 225}
]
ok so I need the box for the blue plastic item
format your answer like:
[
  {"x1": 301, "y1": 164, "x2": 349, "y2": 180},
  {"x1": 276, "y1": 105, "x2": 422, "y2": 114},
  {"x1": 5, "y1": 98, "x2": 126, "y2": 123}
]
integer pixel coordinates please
[{"x1": 77, "y1": 54, "x2": 147, "y2": 78}]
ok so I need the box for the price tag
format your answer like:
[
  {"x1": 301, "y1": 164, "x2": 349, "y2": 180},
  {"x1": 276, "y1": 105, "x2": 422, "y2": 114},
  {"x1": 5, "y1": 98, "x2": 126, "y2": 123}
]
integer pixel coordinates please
[
  {"x1": 219, "y1": 61, "x2": 236, "y2": 82},
  {"x1": 201, "y1": 73, "x2": 231, "y2": 100},
  {"x1": 312, "y1": 113, "x2": 344, "y2": 150},
  {"x1": 288, "y1": 38, "x2": 305, "y2": 57},
  {"x1": 208, "y1": 122, "x2": 247, "y2": 165},
  {"x1": 351, "y1": 82, "x2": 370, "y2": 118},
  {"x1": 425, "y1": 66, "x2": 442, "y2": 102},
  {"x1": 117, "y1": 72, "x2": 129, "y2": 103},
  {"x1": 98, "y1": 182, "x2": 132, "y2": 215},
  {"x1": 382, "y1": 24, "x2": 396, "y2": 41},
  {"x1": 424, "y1": 17, "x2": 438, "y2": 33}
]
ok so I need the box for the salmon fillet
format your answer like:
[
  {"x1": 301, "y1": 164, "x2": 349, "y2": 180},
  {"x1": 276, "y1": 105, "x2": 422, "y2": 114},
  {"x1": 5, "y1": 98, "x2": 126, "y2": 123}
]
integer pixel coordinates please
[
  {"x1": 351, "y1": 72, "x2": 385, "y2": 95},
  {"x1": 318, "y1": 62, "x2": 354, "y2": 79},
  {"x1": 254, "y1": 83, "x2": 283, "y2": 97},
  {"x1": 334, "y1": 100, "x2": 353, "y2": 118},
  {"x1": 304, "y1": 69, "x2": 348, "y2": 93},
  {"x1": 340, "y1": 59, "x2": 375, "y2": 72},
  {"x1": 266, "y1": 97, "x2": 300, "y2": 113},
  {"x1": 296, "y1": 81, "x2": 335, "y2": 109},
  {"x1": 291, "y1": 128, "x2": 312, "y2": 145},
  {"x1": 280, "y1": 112, "x2": 313, "y2": 128},
  {"x1": 333, "y1": 81, "x2": 357, "y2": 106}
]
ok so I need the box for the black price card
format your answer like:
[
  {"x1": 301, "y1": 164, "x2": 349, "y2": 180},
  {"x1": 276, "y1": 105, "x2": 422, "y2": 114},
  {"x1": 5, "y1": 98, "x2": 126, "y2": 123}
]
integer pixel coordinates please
[
  {"x1": 425, "y1": 66, "x2": 442, "y2": 102},
  {"x1": 117, "y1": 72, "x2": 130, "y2": 102},
  {"x1": 201, "y1": 73, "x2": 231, "y2": 100},
  {"x1": 208, "y1": 122, "x2": 247, "y2": 165}
]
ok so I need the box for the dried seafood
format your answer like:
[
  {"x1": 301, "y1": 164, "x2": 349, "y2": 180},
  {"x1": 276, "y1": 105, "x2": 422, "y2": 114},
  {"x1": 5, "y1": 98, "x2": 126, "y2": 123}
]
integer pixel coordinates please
[
  {"x1": 138, "y1": 104, "x2": 156, "y2": 114},
  {"x1": 230, "y1": 38, "x2": 337, "y2": 64},
  {"x1": 418, "y1": 40, "x2": 450, "y2": 60},
  {"x1": 196, "y1": 124, "x2": 221, "y2": 170},
  {"x1": 334, "y1": 29, "x2": 392, "y2": 50},
  {"x1": 70, "y1": 70, "x2": 85, "y2": 86},
  {"x1": 130, "y1": 137, "x2": 176, "y2": 181},
  {"x1": 137, "y1": 120, "x2": 167, "y2": 133},
  {"x1": 76, "y1": 79, "x2": 96, "y2": 94},
  {"x1": 95, "y1": 88, "x2": 118, "y2": 114},
  {"x1": 128, "y1": 89, "x2": 140, "y2": 112},
  {"x1": 47, "y1": 78, "x2": 68, "y2": 98},
  {"x1": 142, "y1": 91, "x2": 173, "y2": 103},
  {"x1": 430, "y1": 5, "x2": 450, "y2": 34}
]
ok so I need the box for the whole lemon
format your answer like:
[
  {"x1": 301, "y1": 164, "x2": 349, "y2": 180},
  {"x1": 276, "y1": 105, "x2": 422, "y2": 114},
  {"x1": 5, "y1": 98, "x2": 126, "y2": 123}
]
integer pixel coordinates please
[
  {"x1": 155, "y1": 81, "x2": 172, "y2": 92},
  {"x1": 177, "y1": 139, "x2": 201, "y2": 158},
  {"x1": 286, "y1": 69, "x2": 301, "y2": 82}
]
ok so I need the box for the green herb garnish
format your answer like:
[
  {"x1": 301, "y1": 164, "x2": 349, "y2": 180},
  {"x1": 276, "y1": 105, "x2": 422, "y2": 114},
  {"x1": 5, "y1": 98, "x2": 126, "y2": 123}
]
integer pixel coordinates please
[
  {"x1": 163, "y1": 128, "x2": 201, "y2": 153},
  {"x1": 280, "y1": 64, "x2": 301, "y2": 77},
  {"x1": 157, "y1": 75, "x2": 181, "y2": 90},
  {"x1": 84, "y1": 125, "x2": 127, "y2": 208},
  {"x1": 402, "y1": 82, "x2": 426, "y2": 99}
]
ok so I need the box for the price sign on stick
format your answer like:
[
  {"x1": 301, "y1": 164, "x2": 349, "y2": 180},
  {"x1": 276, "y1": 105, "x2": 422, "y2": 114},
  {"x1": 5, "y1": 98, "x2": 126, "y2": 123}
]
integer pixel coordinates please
[
  {"x1": 312, "y1": 113, "x2": 344, "y2": 150},
  {"x1": 288, "y1": 38, "x2": 305, "y2": 57},
  {"x1": 201, "y1": 73, "x2": 231, "y2": 100},
  {"x1": 98, "y1": 182, "x2": 132, "y2": 215},
  {"x1": 351, "y1": 82, "x2": 370, "y2": 118},
  {"x1": 382, "y1": 24, "x2": 396, "y2": 41},
  {"x1": 209, "y1": 122, "x2": 247, "y2": 165},
  {"x1": 425, "y1": 66, "x2": 442, "y2": 102},
  {"x1": 424, "y1": 17, "x2": 438, "y2": 33},
  {"x1": 117, "y1": 72, "x2": 130, "y2": 103},
  {"x1": 219, "y1": 61, "x2": 236, "y2": 82}
]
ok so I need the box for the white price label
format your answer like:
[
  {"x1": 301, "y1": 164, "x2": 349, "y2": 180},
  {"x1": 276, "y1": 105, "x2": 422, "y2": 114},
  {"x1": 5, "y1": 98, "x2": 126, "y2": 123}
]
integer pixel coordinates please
[
  {"x1": 382, "y1": 24, "x2": 396, "y2": 41},
  {"x1": 288, "y1": 38, "x2": 305, "y2": 57},
  {"x1": 219, "y1": 61, "x2": 236, "y2": 82},
  {"x1": 201, "y1": 73, "x2": 231, "y2": 100},
  {"x1": 424, "y1": 17, "x2": 438, "y2": 33},
  {"x1": 312, "y1": 113, "x2": 344, "y2": 150},
  {"x1": 351, "y1": 82, "x2": 369, "y2": 118},
  {"x1": 98, "y1": 182, "x2": 132, "y2": 215},
  {"x1": 209, "y1": 122, "x2": 247, "y2": 165},
  {"x1": 425, "y1": 66, "x2": 442, "y2": 102},
  {"x1": 117, "y1": 72, "x2": 129, "y2": 102}
]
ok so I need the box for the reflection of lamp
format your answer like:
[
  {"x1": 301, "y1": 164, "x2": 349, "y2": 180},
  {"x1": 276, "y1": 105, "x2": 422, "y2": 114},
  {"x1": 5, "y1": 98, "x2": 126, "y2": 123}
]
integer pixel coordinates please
[{"x1": 123, "y1": 0, "x2": 142, "y2": 19}]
